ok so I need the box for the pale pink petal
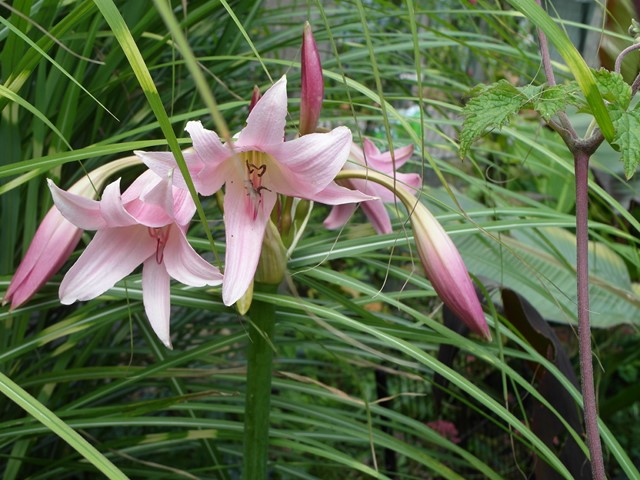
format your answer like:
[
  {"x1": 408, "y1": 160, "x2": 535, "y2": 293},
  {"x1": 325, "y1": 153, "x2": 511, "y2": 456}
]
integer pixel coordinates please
[
  {"x1": 185, "y1": 121, "x2": 231, "y2": 166},
  {"x1": 47, "y1": 179, "x2": 106, "y2": 230},
  {"x1": 59, "y1": 226, "x2": 155, "y2": 303},
  {"x1": 264, "y1": 127, "x2": 352, "y2": 195},
  {"x1": 360, "y1": 199, "x2": 392, "y2": 234},
  {"x1": 306, "y1": 181, "x2": 375, "y2": 205},
  {"x1": 221, "y1": 179, "x2": 278, "y2": 306},
  {"x1": 120, "y1": 169, "x2": 162, "y2": 202},
  {"x1": 236, "y1": 76, "x2": 288, "y2": 148},
  {"x1": 194, "y1": 156, "x2": 236, "y2": 196},
  {"x1": 99, "y1": 179, "x2": 137, "y2": 227},
  {"x1": 171, "y1": 186, "x2": 197, "y2": 226},
  {"x1": 125, "y1": 173, "x2": 175, "y2": 227},
  {"x1": 363, "y1": 138, "x2": 414, "y2": 171},
  {"x1": 4, "y1": 209, "x2": 81, "y2": 309},
  {"x1": 134, "y1": 150, "x2": 203, "y2": 192},
  {"x1": 323, "y1": 203, "x2": 357, "y2": 230},
  {"x1": 142, "y1": 257, "x2": 173, "y2": 348},
  {"x1": 163, "y1": 227, "x2": 223, "y2": 286}
]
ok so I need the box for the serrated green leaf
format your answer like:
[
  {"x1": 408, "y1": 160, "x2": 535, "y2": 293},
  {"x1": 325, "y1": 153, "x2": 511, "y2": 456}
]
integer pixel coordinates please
[
  {"x1": 460, "y1": 80, "x2": 529, "y2": 158},
  {"x1": 610, "y1": 104, "x2": 640, "y2": 178},
  {"x1": 592, "y1": 69, "x2": 632, "y2": 110},
  {"x1": 504, "y1": 0, "x2": 615, "y2": 142},
  {"x1": 533, "y1": 83, "x2": 580, "y2": 119}
]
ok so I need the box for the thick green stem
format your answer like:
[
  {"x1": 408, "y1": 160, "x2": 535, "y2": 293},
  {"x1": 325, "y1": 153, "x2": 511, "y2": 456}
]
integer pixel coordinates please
[{"x1": 242, "y1": 283, "x2": 278, "y2": 480}]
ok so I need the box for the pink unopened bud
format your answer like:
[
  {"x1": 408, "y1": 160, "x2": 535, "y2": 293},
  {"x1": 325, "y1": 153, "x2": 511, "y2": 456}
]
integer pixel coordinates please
[
  {"x1": 3, "y1": 156, "x2": 141, "y2": 310},
  {"x1": 335, "y1": 167, "x2": 491, "y2": 340},
  {"x1": 409, "y1": 198, "x2": 491, "y2": 340},
  {"x1": 299, "y1": 22, "x2": 324, "y2": 135},
  {"x1": 249, "y1": 85, "x2": 261, "y2": 112}
]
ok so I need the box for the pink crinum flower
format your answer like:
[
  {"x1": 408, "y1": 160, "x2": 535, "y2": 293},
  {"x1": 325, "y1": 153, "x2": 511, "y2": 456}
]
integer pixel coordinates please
[
  {"x1": 136, "y1": 75, "x2": 372, "y2": 306},
  {"x1": 324, "y1": 138, "x2": 421, "y2": 234},
  {"x1": 48, "y1": 170, "x2": 222, "y2": 348},
  {"x1": 3, "y1": 157, "x2": 141, "y2": 310}
]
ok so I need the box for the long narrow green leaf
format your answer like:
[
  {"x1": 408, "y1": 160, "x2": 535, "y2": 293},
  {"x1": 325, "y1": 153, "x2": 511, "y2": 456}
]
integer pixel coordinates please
[{"x1": 0, "y1": 371, "x2": 127, "y2": 479}]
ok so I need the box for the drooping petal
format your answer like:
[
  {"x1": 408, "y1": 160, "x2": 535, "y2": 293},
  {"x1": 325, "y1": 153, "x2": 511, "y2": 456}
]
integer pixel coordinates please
[
  {"x1": 221, "y1": 177, "x2": 278, "y2": 306},
  {"x1": 163, "y1": 227, "x2": 222, "y2": 287},
  {"x1": 3, "y1": 209, "x2": 82, "y2": 309},
  {"x1": 59, "y1": 226, "x2": 155, "y2": 304},
  {"x1": 323, "y1": 203, "x2": 357, "y2": 230},
  {"x1": 306, "y1": 181, "x2": 375, "y2": 205},
  {"x1": 142, "y1": 257, "x2": 173, "y2": 348},
  {"x1": 264, "y1": 127, "x2": 352, "y2": 195},
  {"x1": 363, "y1": 138, "x2": 414, "y2": 171},
  {"x1": 48, "y1": 179, "x2": 107, "y2": 230},
  {"x1": 360, "y1": 199, "x2": 393, "y2": 234},
  {"x1": 236, "y1": 76, "x2": 288, "y2": 148}
]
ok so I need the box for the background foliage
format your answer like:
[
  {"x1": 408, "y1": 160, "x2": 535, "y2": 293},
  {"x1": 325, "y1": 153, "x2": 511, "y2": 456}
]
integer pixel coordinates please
[{"x1": 1, "y1": 0, "x2": 639, "y2": 478}]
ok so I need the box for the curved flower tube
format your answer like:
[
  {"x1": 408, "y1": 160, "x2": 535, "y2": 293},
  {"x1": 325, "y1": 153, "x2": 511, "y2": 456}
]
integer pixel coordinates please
[
  {"x1": 3, "y1": 156, "x2": 142, "y2": 310},
  {"x1": 48, "y1": 169, "x2": 222, "y2": 348},
  {"x1": 336, "y1": 168, "x2": 491, "y2": 340},
  {"x1": 136, "y1": 75, "x2": 373, "y2": 306},
  {"x1": 324, "y1": 137, "x2": 421, "y2": 234}
]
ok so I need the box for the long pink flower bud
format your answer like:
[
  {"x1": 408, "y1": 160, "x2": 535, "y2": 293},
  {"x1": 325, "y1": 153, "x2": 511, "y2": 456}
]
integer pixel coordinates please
[
  {"x1": 409, "y1": 198, "x2": 491, "y2": 340},
  {"x1": 299, "y1": 22, "x2": 324, "y2": 135},
  {"x1": 3, "y1": 156, "x2": 141, "y2": 310},
  {"x1": 334, "y1": 169, "x2": 491, "y2": 340}
]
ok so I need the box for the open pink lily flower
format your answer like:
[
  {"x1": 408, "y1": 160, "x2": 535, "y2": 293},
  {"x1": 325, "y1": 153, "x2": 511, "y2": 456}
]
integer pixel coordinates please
[
  {"x1": 48, "y1": 170, "x2": 222, "y2": 348},
  {"x1": 135, "y1": 75, "x2": 372, "y2": 306},
  {"x1": 324, "y1": 138, "x2": 421, "y2": 234},
  {"x1": 3, "y1": 156, "x2": 141, "y2": 310}
]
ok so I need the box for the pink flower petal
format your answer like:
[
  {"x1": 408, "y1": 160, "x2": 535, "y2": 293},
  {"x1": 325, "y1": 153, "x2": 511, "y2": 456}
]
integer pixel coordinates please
[
  {"x1": 360, "y1": 199, "x2": 392, "y2": 234},
  {"x1": 264, "y1": 127, "x2": 352, "y2": 195},
  {"x1": 171, "y1": 186, "x2": 197, "y2": 226},
  {"x1": 125, "y1": 173, "x2": 175, "y2": 227},
  {"x1": 307, "y1": 181, "x2": 375, "y2": 205},
  {"x1": 184, "y1": 121, "x2": 234, "y2": 195},
  {"x1": 142, "y1": 257, "x2": 172, "y2": 348},
  {"x1": 163, "y1": 227, "x2": 222, "y2": 287},
  {"x1": 323, "y1": 203, "x2": 357, "y2": 230},
  {"x1": 363, "y1": 138, "x2": 414, "y2": 171},
  {"x1": 134, "y1": 150, "x2": 203, "y2": 192},
  {"x1": 221, "y1": 179, "x2": 278, "y2": 306},
  {"x1": 48, "y1": 179, "x2": 106, "y2": 230},
  {"x1": 99, "y1": 179, "x2": 137, "y2": 227},
  {"x1": 59, "y1": 226, "x2": 155, "y2": 303},
  {"x1": 237, "y1": 76, "x2": 288, "y2": 148}
]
